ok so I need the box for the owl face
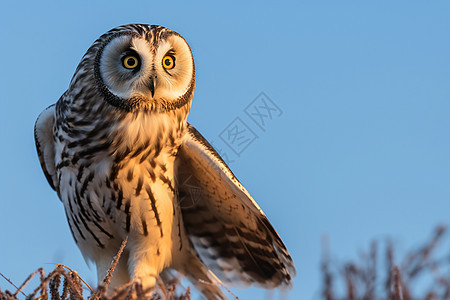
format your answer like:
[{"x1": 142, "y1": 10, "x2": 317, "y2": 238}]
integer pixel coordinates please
[{"x1": 92, "y1": 25, "x2": 195, "y2": 112}]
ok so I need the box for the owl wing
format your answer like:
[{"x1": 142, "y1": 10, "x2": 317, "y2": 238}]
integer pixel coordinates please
[
  {"x1": 176, "y1": 124, "x2": 296, "y2": 289},
  {"x1": 34, "y1": 104, "x2": 58, "y2": 192}
]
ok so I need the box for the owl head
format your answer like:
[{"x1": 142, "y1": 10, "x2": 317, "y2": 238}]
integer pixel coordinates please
[{"x1": 72, "y1": 24, "x2": 195, "y2": 113}]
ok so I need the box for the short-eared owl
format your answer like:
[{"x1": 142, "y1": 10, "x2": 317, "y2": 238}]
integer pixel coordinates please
[{"x1": 35, "y1": 24, "x2": 296, "y2": 299}]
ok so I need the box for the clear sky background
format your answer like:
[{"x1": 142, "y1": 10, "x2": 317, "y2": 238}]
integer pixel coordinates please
[{"x1": 1, "y1": 1, "x2": 449, "y2": 299}]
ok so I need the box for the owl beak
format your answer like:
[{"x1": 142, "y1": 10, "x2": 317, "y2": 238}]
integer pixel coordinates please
[{"x1": 148, "y1": 76, "x2": 156, "y2": 98}]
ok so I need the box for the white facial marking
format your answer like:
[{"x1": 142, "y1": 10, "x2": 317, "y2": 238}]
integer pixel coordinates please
[{"x1": 99, "y1": 32, "x2": 194, "y2": 106}]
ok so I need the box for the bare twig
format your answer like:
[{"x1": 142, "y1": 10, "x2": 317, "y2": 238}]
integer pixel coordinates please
[
  {"x1": 392, "y1": 266, "x2": 403, "y2": 300},
  {"x1": 103, "y1": 237, "x2": 128, "y2": 288},
  {"x1": 0, "y1": 272, "x2": 26, "y2": 296},
  {"x1": 321, "y1": 235, "x2": 334, "y2": 300},
  {"x1": 321, "y1": 226, "x2": 450, "y2": 300},
  {"x1": 12, "y1": 267, "x2": 44, "y2": 297}
]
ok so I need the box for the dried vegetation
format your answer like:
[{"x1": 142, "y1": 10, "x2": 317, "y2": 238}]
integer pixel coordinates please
[
  {"x1": 2, "y1": 226, "x2": 450, "y2": 299},
  {"x1": 322, "y1": 226, "x2": 450, "y2": 300}
]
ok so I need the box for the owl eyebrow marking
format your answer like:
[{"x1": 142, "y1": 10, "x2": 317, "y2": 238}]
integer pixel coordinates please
[
  {"x1": 166, "y1": 49, "x2": 176, "y2": 56},
  {"x1": 122, "y1": 48, "x2": 138, "y2": 56}
]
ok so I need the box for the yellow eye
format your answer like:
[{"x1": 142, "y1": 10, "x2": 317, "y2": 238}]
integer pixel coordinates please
[
  {"x1": 122, "y1": 55, "x2": 139, "y2": 69},
  {"x1": 162, "y1": 55, "x2": 175, "y2": 69}
]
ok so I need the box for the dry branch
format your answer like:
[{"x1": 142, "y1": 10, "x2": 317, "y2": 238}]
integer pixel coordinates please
[{"x1": 321, "y1": 225, "x2": 450, "y2": 300}]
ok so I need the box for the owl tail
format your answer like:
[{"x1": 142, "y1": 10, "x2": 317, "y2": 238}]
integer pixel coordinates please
[
  {"x1": 173, "y1": 249, "x2": 228, "y2": 300},
  {"x1": 187, "y1": 261, "x2": 228, "y2": 299}
]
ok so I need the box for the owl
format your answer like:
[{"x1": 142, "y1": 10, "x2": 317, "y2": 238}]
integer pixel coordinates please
[{"x1": 34, "y1": 24, "x2": 296, "y2": 299}]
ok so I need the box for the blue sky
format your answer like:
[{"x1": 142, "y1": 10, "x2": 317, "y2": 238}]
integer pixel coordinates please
[{"x1": 1, "y1": 1, "x2": 449, "y2": 299}]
